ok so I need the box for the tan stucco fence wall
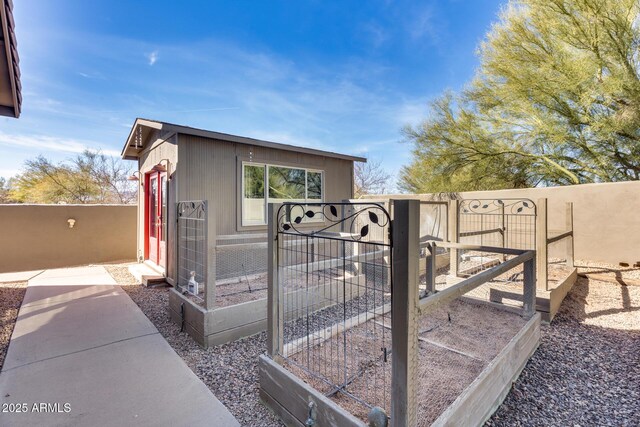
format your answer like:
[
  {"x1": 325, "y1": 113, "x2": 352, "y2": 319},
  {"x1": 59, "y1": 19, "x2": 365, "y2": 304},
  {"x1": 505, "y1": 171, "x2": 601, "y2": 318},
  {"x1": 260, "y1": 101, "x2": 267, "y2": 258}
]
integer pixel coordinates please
[
  {"x1": 371, "y1": 181, "x2": 640, "y2": 265},
  {"x1": 0, "y1": 204, "x2": 137, "y2": 274}
]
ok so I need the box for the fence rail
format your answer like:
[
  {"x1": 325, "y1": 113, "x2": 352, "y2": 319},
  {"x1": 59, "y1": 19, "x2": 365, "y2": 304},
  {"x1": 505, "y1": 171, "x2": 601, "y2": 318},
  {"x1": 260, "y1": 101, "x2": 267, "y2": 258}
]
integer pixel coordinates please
[{"x1": 421, "y1": 241, "x2": 536, "y2": 317}]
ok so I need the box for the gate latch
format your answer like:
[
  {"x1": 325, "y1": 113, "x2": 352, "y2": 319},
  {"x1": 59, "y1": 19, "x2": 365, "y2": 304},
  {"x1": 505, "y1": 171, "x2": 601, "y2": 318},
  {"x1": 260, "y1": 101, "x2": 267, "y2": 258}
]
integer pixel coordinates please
[{"x1": 305, "y1": 400, "x2": 317, "y2": 427}]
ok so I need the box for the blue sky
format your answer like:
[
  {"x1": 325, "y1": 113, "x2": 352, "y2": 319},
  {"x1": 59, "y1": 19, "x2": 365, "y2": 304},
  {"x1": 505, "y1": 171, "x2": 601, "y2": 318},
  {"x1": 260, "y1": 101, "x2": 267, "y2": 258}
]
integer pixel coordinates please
[{"x1": 1, "y1": 0, "x2": 506, "y2": 186}]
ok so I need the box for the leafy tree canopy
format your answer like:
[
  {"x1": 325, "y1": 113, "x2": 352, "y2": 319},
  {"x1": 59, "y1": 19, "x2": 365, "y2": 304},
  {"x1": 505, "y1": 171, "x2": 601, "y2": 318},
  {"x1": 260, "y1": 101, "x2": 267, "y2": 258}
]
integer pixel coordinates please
[
  {"x1": 8, "y1": 150, "x2": 136, "y2": 204},
  {"x1": 400, "y1": 0, "x2": 640, "y2": 193}
]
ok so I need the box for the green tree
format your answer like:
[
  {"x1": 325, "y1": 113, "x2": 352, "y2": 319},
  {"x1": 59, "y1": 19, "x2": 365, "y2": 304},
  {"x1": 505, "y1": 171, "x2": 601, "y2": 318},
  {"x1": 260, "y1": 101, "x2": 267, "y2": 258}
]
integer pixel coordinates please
[
  {"x1": 0, "y1": 177, "x2": 12, "y2": 203},
  {"x1": 9, "y1": 151, "x2": 136, "y2": 204},
  {"x1": 400, "y1": 0, "x2": 640, "y2": 193}
]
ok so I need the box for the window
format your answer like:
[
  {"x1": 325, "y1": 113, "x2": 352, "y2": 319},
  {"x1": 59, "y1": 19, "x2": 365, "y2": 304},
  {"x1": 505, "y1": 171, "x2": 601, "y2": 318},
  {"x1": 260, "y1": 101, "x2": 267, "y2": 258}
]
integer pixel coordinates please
[
  {"x1": 242, "y1": 162, "x2": 324, "y2": 226},
  {"x1": 243, "y1": 164, "x2": 266, "y2": 225}
]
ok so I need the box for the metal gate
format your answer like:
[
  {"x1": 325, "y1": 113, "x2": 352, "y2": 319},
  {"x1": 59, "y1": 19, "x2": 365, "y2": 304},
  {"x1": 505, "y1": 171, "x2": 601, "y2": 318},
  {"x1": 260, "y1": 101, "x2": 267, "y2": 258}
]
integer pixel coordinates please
[
  {"x1": 459, "y1": 198, "x2": 536, "y2": 250},
  {"x1": 176, "y1": 200, "x2": 207, "y2": 301},
  {"x1": 274, "y1": 202, "x2": 393, "y2": 416}
]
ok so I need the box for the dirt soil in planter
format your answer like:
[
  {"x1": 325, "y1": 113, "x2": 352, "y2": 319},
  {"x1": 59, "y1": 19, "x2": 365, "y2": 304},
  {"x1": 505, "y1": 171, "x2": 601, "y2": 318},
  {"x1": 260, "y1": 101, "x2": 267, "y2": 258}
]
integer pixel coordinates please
[
  {"x1": 215, "y1": 269, "x2": 361, "y2": 308},
  {"x1": 285, "y1": 298, "x2": 527, "y2": 425}
]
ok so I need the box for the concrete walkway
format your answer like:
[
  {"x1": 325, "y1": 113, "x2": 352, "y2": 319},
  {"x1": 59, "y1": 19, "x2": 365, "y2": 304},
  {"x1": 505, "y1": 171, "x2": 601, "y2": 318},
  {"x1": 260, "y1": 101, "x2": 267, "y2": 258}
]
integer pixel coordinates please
[{"x1": 0, "y1": 266, "x2": 239, "y2": 427}]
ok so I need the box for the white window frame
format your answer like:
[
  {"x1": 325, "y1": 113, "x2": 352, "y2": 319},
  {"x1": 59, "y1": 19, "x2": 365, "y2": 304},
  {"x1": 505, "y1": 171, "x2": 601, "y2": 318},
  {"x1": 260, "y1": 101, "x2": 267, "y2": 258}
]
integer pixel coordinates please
[{"x1": 241, "y1": 161, "x2": 324, "y2": 227}]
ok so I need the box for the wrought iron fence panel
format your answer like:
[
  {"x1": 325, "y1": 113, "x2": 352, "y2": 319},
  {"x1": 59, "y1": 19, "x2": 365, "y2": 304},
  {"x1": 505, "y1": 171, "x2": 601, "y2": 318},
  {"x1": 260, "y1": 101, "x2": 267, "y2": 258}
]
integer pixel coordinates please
[
  {"x1": 275, "y1": 202, "x2": 393, "y2": 416},
  {"x1": 176, "y1": 200, "x2": 207, "y2": 301},
  {"x1": 457, "y1": 199, "x2": 536, "y2": 277}
]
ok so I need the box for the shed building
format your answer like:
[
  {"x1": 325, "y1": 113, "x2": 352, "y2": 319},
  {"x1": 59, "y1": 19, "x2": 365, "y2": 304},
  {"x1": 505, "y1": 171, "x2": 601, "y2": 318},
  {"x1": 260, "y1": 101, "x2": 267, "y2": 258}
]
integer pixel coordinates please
[{"x1": 121, "y1": 118, "x2": 364, "y2": 296}]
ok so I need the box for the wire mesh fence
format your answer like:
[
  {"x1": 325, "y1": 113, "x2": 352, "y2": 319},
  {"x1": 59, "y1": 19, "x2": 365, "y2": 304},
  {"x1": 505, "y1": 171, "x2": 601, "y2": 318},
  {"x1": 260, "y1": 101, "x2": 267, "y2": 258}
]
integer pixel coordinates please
[
  {"x1": 176, "y1": 200, "x2": 207, "y2": 302},
  {"x1": 275, "y1": 202, "x2": 393, "y2": 418},
  {"x1": 458, "y1": 199, "x2": 536, "y2": 275},
  {"x1": 216, "y1": 235, "x2": 268, "y2": 281}
]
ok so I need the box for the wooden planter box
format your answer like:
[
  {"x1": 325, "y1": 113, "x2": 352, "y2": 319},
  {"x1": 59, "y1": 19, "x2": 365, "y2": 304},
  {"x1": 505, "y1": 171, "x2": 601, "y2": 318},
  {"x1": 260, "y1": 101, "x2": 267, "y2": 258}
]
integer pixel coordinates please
[{"x1": 169, "y1": 274, "x2": 366, "y2": 347}]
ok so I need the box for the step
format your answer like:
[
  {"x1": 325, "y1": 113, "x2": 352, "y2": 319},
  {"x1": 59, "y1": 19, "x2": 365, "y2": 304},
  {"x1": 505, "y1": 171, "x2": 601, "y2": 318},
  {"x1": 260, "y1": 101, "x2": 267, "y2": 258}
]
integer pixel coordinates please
[{"x1": 142, "y1": 275, "x2": 169, "y2": 288}]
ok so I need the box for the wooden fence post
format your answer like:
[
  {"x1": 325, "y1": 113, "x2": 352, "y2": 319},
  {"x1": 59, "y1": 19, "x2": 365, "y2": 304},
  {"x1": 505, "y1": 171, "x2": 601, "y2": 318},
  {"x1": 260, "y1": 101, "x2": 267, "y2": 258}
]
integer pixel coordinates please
[
  {"x1": 425, "y1": 242, "x2": 437, "y2": 295},
  {"x1": 536, "y1": 198, "x2": 548, "y2": 292},
  {"x1": 566, "y1": 202, "x2": 575, "y2": 269},
  {"x1": 448, "y1": 199, "x2": 459, "y2": 277},
  {"x1": 391, "y1": 199, "x2": 419, "y2": 427},
  {"x1": 205, "y1": 200, "x2": 216, "y2": 310},
  {"x1": 523, "y1": 254, "x2": 536, "y2": 317},
  {"x1": 500, "y1": 203, "x2": 507, "y2": 261},
  {"x1": 267, "y1": 203, "x2": 283, "y2": 359}
]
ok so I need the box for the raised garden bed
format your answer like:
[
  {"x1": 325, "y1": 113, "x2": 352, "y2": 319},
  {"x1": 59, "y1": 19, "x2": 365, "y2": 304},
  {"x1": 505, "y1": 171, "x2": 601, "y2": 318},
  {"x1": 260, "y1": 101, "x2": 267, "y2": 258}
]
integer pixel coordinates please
[
  {"x1": 169, "y1": 271, "x2": 367, "y2": 347},
  {"x1": 260, "y1": 298, "x2": 540, "y2": 426}
]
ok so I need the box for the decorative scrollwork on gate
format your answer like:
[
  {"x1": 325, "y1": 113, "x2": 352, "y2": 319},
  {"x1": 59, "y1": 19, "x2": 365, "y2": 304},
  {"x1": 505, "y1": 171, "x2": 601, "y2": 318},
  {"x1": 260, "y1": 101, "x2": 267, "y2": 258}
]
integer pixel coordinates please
[
  {"x1": 277, "y1": 202, "x2": 391, "y2": 244},
  {"x1": 177, "y1": 200, "x2": 206, "y2": 219},
  {"x1": 460, "y1": 198, "x2": 536, "y2": 216}
]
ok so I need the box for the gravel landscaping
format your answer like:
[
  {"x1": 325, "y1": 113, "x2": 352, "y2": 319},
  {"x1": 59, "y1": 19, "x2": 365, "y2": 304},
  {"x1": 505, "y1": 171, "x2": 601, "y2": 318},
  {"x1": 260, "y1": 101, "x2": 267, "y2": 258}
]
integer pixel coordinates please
[
  {"x1": 487, "y1": 273, "x2": 640, "y2": 426},
  {"x1": 0, "y1": 281, "x2": 27, "y2": 371},
  {"x1": 105, "y1": 265, "x2": 283, "y2": 427},
  {"x1": 105, "y1": 262, "x2": 639, "y2": 426}
]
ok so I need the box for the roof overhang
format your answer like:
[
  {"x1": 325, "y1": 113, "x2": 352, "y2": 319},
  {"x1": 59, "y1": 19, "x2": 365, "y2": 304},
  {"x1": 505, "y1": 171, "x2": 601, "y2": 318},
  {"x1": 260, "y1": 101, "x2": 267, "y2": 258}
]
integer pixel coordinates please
[
  {"x1": 121, "y1": 118, "x2": 164, "y2": 160},
  {"x1": 0, "y1": 0, "x2": 20, "y2": 118},
  {"x1": 121, "y1": 118, "x2": 367, "y2": 163}
]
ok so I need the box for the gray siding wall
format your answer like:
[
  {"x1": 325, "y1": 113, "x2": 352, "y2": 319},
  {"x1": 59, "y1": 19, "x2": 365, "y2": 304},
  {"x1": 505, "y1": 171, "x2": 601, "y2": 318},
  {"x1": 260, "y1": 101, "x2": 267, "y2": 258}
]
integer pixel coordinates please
[
  {"x1": 178, "y1": 133, "x2": 355, "y2": 281},
  {"x1": 178, "y1": 133, "x2": 355, "y2": 236},
  {"x1": 134, "y1": 132, "x2": 355, "y2": 283}
]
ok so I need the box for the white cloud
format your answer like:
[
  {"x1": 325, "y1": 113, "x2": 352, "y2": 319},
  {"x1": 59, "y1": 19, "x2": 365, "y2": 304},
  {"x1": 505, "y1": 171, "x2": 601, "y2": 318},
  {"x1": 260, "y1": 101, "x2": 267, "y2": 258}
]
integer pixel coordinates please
[
  {"x1": 0, "y1": 132, "x2": 121, "y2": 157},
  {"x1": 0, "y1": 168, "x2": 20, "y2": 179},
  {"x1": 147, "y1": 50, "x2": 159, "y2": 66},
  {"x1": 408, "y1": 5, "x2": 441, "y2": 44}
]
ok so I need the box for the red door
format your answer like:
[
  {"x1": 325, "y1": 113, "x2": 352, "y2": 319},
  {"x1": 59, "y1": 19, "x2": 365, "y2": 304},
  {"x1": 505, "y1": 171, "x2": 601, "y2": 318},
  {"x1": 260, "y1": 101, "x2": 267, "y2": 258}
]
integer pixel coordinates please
[{"x1": 146, "y1": 171, "x2": 167, "y2": 267}]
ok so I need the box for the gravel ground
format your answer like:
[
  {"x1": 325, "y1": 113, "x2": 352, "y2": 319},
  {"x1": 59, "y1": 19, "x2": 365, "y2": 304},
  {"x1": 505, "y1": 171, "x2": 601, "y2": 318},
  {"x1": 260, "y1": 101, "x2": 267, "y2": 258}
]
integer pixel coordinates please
[
  {"x1": 105, "y1": 265, "x2": 283, "y2": 427},
  {"x1": 487, "y1": 275, "x2": 640, "y2": 426},
  {"x1": 105, "y1": 262, "x2": 640, "y2": 426},
  {"x1": 576, "y1": 259, "x2": 640, "y2": 280},
  {"x1": 0, "y1": 281, "x2": 27, "y2": 370}
]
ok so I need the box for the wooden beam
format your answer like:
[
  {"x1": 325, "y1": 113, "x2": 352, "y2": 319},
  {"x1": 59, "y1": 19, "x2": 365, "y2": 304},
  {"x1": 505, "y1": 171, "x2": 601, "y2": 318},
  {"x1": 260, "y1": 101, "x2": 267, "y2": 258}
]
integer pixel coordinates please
[
  {"x1": 546, "y1": 230, "x2": 572, "y2": 245},
  {"x1": 259, "y1": 355, "x2": 364, "y2": 427},
  {"x1": 267, "y1": 203, "x2": 283, "y2": 358},
  {"x1": 448, "y1": 199, "x2": 459, "y2": 277},
  {"x1": 459, "y1": 227, "x2": 504, "y2": 238},
  {"x1": 536, "y1": 198, "x2": 548, "y2": 292},
  {"x1": 281, "y1": 247, "x2": 390, "y2": 275},
  {"x1": 205, "y1": 200, "x2": 216, "y2": 310},
  {"x1": 424, "y1": 240, "x2": 528, "y2": 256},
  {"x1": 566, "y1": 202, "x2": 575, "y2": 269},
  {"x1": 391, "y1": 199, "x2": 420, "y2": 427},
  {"x1": 523, "y1": 256, "x2": 536, "y2": 317},
  {"x1": 425, "y1": 244, "x2": 437, "y2": 294},
  {"x1": 419, "y1": 251, "x2": 535, "y2": 315}
]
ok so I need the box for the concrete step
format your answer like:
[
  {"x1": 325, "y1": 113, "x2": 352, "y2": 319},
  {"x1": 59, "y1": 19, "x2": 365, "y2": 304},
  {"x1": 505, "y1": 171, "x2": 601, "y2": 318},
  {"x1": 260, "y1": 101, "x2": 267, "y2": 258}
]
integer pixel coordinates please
[
  {"x1": 128, "y1": 263, "x2": 167, "y2": 287},
  {"x1": 142, "y1": 275, "x2": 169, "y2": 288}
]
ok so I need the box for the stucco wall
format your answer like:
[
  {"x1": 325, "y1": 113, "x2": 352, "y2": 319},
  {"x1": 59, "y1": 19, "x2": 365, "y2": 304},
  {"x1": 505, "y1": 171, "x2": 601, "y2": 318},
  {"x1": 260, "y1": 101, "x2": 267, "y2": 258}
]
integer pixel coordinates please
[
  {"x1": 0, "y1": 204, "x2": 137, "y2": 273},
  {"x1": 369, "y1": 181, "x2": 640, "y2": 265}
]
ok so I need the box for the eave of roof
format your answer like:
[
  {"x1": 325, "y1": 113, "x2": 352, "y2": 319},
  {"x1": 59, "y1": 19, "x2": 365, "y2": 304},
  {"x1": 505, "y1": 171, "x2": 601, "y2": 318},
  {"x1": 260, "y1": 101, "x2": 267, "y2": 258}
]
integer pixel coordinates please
[
  {"x1": 121, "y1": 118, "x2": 367, "y2": 163},
  {"x1": 0, "y1": 0, "x2": 21, "y2": 118}
]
